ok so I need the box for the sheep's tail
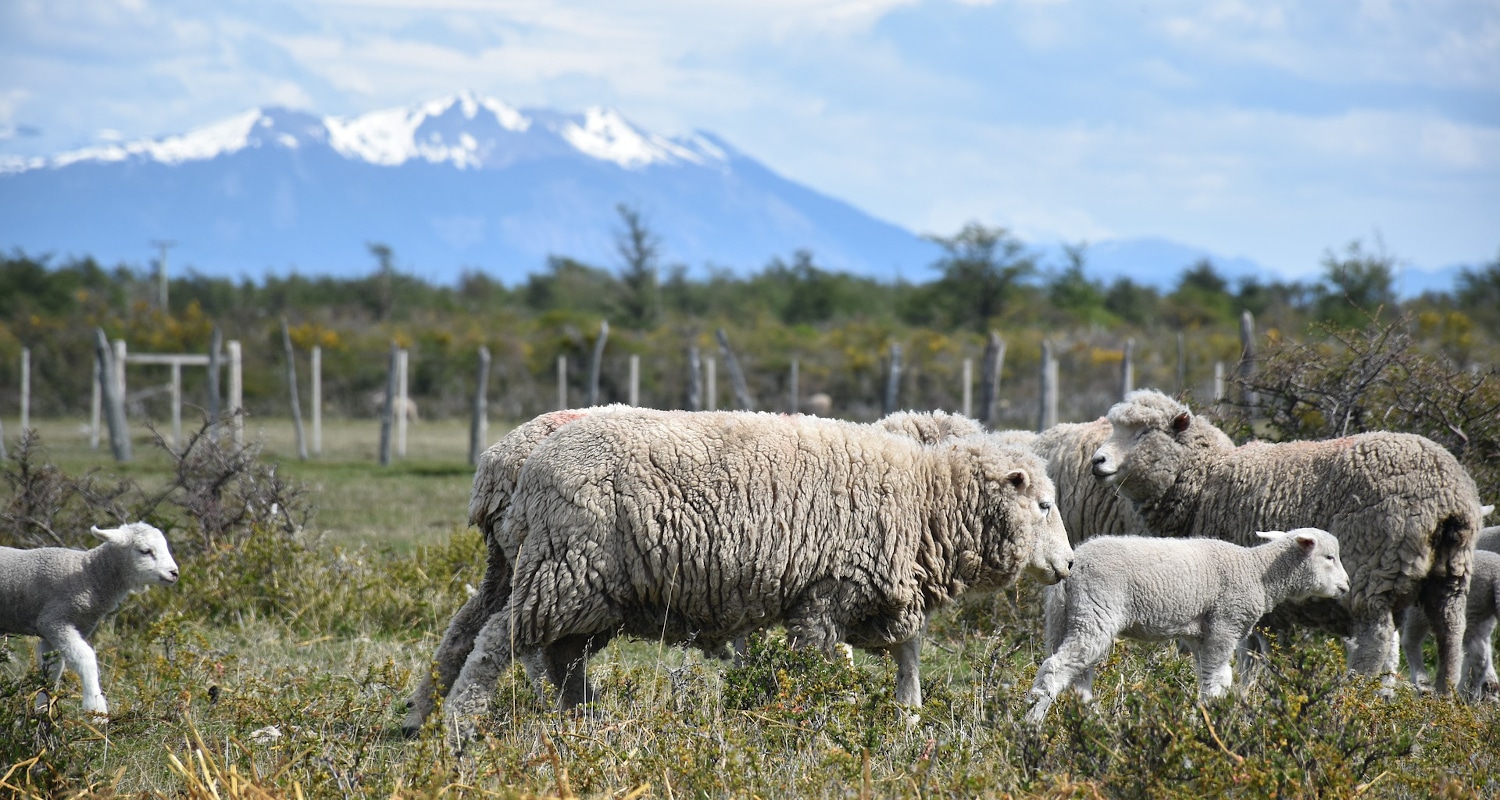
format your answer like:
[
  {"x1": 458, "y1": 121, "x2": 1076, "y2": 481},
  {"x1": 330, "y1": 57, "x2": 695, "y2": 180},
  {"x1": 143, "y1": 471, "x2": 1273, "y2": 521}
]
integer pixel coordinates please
[{"x1": 1420, "y1": 508, "x2": 1479, "y2": 695}]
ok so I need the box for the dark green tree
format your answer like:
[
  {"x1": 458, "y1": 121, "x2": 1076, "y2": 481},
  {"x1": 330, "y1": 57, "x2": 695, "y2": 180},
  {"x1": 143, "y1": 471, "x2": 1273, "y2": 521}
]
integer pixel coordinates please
[
  {"x1": 1314, "y1": 240, "x2": 1397, "y2": 327},
  {"x1": 1165, "y1": 259, "x2": 1235, "y2": 328},
  {"x1": 615, "y1": 204, "x2": 661, "y2": 329},
  {"x1": 918, "y1": 222, "x2": 1035, "y2": 331},
  {"x1": 1047, "y1": 243, "x2": 1109, "y2": 324}
]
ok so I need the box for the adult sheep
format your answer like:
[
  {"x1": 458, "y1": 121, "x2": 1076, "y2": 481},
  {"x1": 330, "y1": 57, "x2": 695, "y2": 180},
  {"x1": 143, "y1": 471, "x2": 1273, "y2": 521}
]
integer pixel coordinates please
[
  {"x1": 1089, "y1": 389, "x2": 1483, "y2": 694},
  {"x1": 1027, "y1": 420, "x2": 1158, "y2": 544},
  {"x1": 441, "y1": 408, "x2": 1072, "y2": 741},
  {"x1": 1403, "y1": 549, "x2": 1500, "y2": 702},
  {"x1": 0, "y1": 522, "x2": 179, "y2": 715},
  {"x1": 403, "y1": 406, "x2": 991, "y2": 735}
]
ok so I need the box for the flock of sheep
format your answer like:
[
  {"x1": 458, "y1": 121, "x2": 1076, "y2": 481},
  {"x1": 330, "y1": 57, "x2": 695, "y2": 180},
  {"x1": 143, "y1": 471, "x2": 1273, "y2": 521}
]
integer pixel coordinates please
[{"x1": 3, "y1": 388, "x2": 1496, "y2": 755}]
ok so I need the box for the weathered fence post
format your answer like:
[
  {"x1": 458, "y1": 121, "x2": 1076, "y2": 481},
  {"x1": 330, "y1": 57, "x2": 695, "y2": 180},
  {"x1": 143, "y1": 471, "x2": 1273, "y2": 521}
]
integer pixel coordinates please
[
  {"x1": 207, "y1": 327, "x2": 222, "y2": 423},
  {"x1": 281, "y1": 319, "x2": 307, "y2": 461},
  {"x1": 1176, "y1": 332, "x2": 1186, "y2": 393},
  {"x1": 227, "y1": 340, "x2": 244, "y2": 446},
  {"x1": 706, "y1": 358, "x2": 717, "y2": 412},
  {"x1": 686, "y1": 345, "x2": 703, "y2": 411},
  {"x1": 978, "y1": 331, "x2": 1005, "y2": 427},
  {"x1": 311, "y1": 345, "x2": 322, "y2": 456},
  {"x1": 469, "y1": 346, "x2": 491, "y2": 467},
  {"x1": 1038, "y1": 339, "x2": 1058, "y2": 432},
  {"x1": 789, "y1": 358, "x2": 799, "y2": 414},
  {"x1": 94, "y1": 328, "x2": 130, "y2": 462},
  {"x1": 716, "y1": 329, "x2": 756, "y2": 411},
  {"x1": 113, "y1": 339, "x2": 127, "y2": 416},
  {"x1": 961, "y1": 358, "x2": 973, "y2": 418},
  {"x1": 629, "y1": 354, "x2": 640, "y2": 407},
  {"x1": 557, "y1": 355, "x2": 567, "y2": 410},
  {"x1": 379, "y1": 342, "x2": 397, "y2": 466},
  {"x1": 19, "y1": 347, "x2": 30, "y2": 433},
  {"x1": 882, "y1": 342, "x2": 903, "y2": 416},
  {"x1": 1213, "y1": 361, "x2": 1226, "y2": 402},
  {"x1": 396, "y1": 348, "x2": 409, "y2": 458},
  {"x1": 1237, "y1": 310, "x2": 1257, "y2": 413},
  {"x1": 587, "y1": 320, "x2": 609, "y2": 407},
  {"x1": 90, "y1": 356, "x2": 101, "y2": 450},
  {"x1": 169, "y1": 360, "x2": 182, "y2": 451},
  {"x1": 1120, "y1": 338, "x2": 1135, "y2": 400}
]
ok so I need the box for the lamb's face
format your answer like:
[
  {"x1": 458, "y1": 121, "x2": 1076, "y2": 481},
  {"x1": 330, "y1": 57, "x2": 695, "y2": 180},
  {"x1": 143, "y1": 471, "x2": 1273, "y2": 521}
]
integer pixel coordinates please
[
  {"x1": 94, "y1": 522, "x2": 180, "y2": 587},
  {"x1": 1261, "y1": 527, "x2": 1350, "y2": 601}
]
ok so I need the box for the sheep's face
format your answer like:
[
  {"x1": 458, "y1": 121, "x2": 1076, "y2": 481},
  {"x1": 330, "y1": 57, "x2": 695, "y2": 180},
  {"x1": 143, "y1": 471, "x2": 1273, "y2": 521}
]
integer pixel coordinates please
[
  {"x1": 971, "y1": 447, "x2": 1072, "y2": 588},
  {"x1": 1091, "y1": 391, "x2": 1232, "y2": 505},
  {"x1": 1259, "y1": 527, "x2": 1349, "y2": 601},
  {"x1": 93, "y1": 522, "x2": 180, "y2": 587},
  {"x1": 1021, "y1": 480, "x2": 1072, "y2": 586}
]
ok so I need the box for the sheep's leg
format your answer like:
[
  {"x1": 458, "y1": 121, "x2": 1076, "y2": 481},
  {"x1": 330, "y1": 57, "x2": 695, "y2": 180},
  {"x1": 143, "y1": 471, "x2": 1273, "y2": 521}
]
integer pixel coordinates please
[
  {"x1": 443, "y1": 607, "x2": 519, "y2": 750},
  {"x1": 1027, "y1": 633, "x2": 1113, "y2": 724},
  {"x1": 1398, "y1": 607, "x2": 1434, "y2": 691},
  {"x1": 543, "y1": 634, "x2": 609, "y2": 710},
  {"x1": 893, "y1": 637, "x2": 921, "y2": 707},
  {"x1": 1348, "y1": 613, "x2": 1400, "y2": 690},
  {"x1": 1420, "y1": 575, "x2": 1468, "y2": 696},
  {"x1": 46, "y1": 627, "x2": 107, "y2": 716},
  {"x1": 1461, "y1": 617, "x2": 1497, "y2": 703},
  {"x1": 403, "y1": 563, "x2": 511, "y2": 736}
]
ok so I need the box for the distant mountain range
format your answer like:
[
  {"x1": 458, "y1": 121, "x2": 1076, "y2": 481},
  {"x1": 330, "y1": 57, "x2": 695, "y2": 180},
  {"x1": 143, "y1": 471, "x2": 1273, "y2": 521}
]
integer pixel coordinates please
[{"x1": 0, "y1": 92, "x2": 1465, "y2": 296}]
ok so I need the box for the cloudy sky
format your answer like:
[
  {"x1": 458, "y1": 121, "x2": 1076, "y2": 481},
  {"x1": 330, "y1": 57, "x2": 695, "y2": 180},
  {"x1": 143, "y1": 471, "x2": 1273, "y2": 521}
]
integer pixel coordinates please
[{"x1": 2, "y1": 0, "x2": 1497, "y2": 280}]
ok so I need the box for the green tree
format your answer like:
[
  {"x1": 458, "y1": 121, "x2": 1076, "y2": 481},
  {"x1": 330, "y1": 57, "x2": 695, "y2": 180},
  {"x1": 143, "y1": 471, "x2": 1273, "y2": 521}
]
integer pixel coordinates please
[
  {"x1": 615, "y1": 204, "x2": 661, "y2": 329},
  {"x1": 1454, "y1": 250, "x2": 1500, "y2": 337},
  {"x1": 918, "y1": 222, "x2": 1035, "y2": 331},
  {"x1": 1165, "y1": 259, "x2": 1235, "y2": 328},
  {"x1": 1315, "y1": 240, "x2": 1397, "y2": 327},
  {"x1": 1104, "y1": 277, "x2": 1160, "y2": 326},
  {"x1": 1046, "y1": 243, "x2": 1109, "y2": 325}
]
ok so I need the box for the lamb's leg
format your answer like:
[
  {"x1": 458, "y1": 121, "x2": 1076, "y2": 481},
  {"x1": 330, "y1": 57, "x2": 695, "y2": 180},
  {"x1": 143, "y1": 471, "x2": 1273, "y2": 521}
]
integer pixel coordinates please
[
  {"x1": 1421, "y1": 575, "x2": 1469, "y2": 696},
  {"x1": 47, "y1": 627, "x2": 107, "y2": 716},
  {"x1": 443, "y1": 607, "x2": 518, "y2": 751},
  {"x1": 1398, "y1": 606, "x2": 1434, "y2": 691},
  {"x1": 1027, "y1": 633, "x2": 1113, "y2": 724},
  {"x1": 1460, "y1": 617, "x2": 1497, "y2": 703},
  {"x1": 1190, "y1": 635, "x2": 1237, "y2": 700}
]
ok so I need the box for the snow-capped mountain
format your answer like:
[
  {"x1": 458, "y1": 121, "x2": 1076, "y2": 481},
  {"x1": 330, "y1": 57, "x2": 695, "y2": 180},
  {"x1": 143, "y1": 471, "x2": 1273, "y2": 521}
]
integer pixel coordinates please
[{"x1": 0, "y1": 92, "x2": 945, "y2": 282}]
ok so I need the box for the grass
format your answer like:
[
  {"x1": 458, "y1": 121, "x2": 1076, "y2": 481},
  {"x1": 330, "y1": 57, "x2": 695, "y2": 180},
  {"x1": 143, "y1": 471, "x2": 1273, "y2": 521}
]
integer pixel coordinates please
[{"x1": 2, "y1": 417, "x2": 1499, "y2": 798}]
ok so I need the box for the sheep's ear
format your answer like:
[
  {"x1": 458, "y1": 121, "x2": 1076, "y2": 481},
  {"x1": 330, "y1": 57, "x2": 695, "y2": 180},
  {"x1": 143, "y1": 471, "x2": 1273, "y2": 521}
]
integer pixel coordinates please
[
  {"x1": 1256, "y1": 530, "x2": 1286, "y2": 541},
  {"x1": 1005, "y1": 469, "x2": 1030, "y2": 491},
  {"x1": 1171, "y1": 412, "x2": 1191, "y2": 434},
  {"x1": 91, "y1": 525, "x2": 120, "y2": 542}
]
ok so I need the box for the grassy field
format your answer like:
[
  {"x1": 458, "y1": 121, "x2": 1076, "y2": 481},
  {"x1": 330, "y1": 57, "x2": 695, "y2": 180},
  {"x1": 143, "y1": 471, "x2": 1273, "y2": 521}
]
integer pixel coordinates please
[{"x1": 2, "y1": 416, "x2": 1498, "y2": 798}]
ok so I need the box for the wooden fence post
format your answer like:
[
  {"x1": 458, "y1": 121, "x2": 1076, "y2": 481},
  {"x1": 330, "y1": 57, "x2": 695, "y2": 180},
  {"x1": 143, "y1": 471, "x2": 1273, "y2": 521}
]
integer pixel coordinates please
[
  {"x1": 978, "y1": 331, "x2": 1005, "y2": 427},
  {"x1": 90, "y1": 356, "x2": 101, "y2": 450},
  {"x1": 706, "y1": 358, "x2": 717, "y2": 412},
  {"x1": 208, "y1": 327, "x2": 223, "y2": 423},
  {"x1": 227, "y1": 340, "x2": 243, "y2": 446},
  {"x1": 113, "y1": 339, "x2": 127, "y2": 416},
  {"x1": 94, "y1": 328, "x2": 130, "y2": 462},
  {"x1": 882, "y1": 342, "x2": 902, "y2": 416},
  {"x1": 397, "y1": 348, "x2": 409, "y2": 458},
  {"x1": 281, "y1": 319, "x2": 307, "y2": 460},
  {"x1": 1038, "y1": 339, "x2": 1058, "y2": 432},
  {"x1": 1120, "y1": 338, "x2": 1135, "y2": 400},
  {"x1": 380, "y1": 342, "x2": 397, "y2": 466},
  {"x1": 1176, "y1": 332, "x2": 1186, "y2": 393},
  {"x1": 629, "y1": 354, "x2": 640, "y2": 407},
  {"x1": 1214, "y1": 361, "x2": 1226, "y2": 402},
  {"x1": 1238, "y1": 310, "x2": 1257, "y2": 413},
  {"x1": 716, "y1": 329, "x2": 756, "y2": 411},
  {"x1": 19, "y1": 347, "x2": 30, "y2": 433},
  {"x1": 789, "y1": 358, "x2": 799, "y2": 414},
  {"x1": 686, "y1": 345, "x2": 703, "y2": 411},
  {"x1": 469, "y1": 346, "x2": 491, "y2": 467},
  {"x1": 557, "y1": 355, "x2": 567, "y2": 410},
  {"x1": 170, "y1": 360, "x2": 182, "y2": 451},
  {"x1": 311, "y1": 345, "x2": 322, "y2": 456},
  {"x1": 962, "y1": 358, "x2": 973, "y2": 418},
  {"x1": 587, "y1": 320, "x2": 609, "y2": 407}
]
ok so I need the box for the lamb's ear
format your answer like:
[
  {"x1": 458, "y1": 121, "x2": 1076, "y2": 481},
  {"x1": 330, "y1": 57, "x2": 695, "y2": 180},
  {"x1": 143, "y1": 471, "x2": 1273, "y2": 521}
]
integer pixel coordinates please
[
  {"x1": 1294, "y1": 532, "x2": 1318, "y2": 553},
  {"x1": 91, "y1": 525, "x2": 120, "y2": 542},
  {"x1": 1171, "y1": 412, "x2": 1191, "y2": 434},
  {"x1": 1256, "y1": 530, "x2": 1286, "y2": 541}
]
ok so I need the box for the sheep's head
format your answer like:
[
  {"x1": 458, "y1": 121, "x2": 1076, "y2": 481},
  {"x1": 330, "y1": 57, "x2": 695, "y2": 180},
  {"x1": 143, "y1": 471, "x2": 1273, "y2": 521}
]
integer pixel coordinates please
[
  {"x1": 92, "y1": 522, "x2": 180, "y2": 588},
  {"x1": 1258, "y1": 527, "x2": 1349, "y2": 601},
  {"x1": 877, "y1": 409, "x2": 983, "y2": 445},
  {"x1": 1089, "y1": 389, "x2": 1233, "y2": 505},
  {"x1": 966, "y1": 442, "x2": 1071, "y2": 588}
]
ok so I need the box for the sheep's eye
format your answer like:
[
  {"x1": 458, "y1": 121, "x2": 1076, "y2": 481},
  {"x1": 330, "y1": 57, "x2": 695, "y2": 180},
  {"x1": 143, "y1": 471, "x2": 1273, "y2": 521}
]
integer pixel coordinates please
[{"x1": 1039, "y1": 501, "x2": 1053, "y2": 512}]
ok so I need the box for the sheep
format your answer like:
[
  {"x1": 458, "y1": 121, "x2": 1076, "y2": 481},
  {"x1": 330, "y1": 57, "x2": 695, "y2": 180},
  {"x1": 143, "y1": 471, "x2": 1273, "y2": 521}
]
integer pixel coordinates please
[
  {"x1": 1027, "y1": 419, "x2": 1157, "y2": 544},
  {"x1": 1026, "y1": 528, "x2": 1350, "y2": 723},
  {"x1": 0, "y1": 522, "x2": 180, "y2": 715},
  {"x1": 1089, "y1": 389, "x2": 1483, "y2": 694},
  {"x1": 1402, "y1": 549, "x2": 1500, "y2": 702},
  {"x1": 1476, "y1": 526, "x2": 1500, "y2": 554},
  {"x1": 440, "y1": 408, "x2": 1072, "y2": 742},
  {"x1": 403, "y1": 406, "x2": 988, "y2": 736}
]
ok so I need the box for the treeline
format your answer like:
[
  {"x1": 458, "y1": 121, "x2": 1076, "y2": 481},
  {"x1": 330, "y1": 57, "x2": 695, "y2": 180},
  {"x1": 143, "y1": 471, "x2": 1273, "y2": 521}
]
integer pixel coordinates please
[{"x1": 2, "y1": 217, "x2": 1498, "y2": 430}]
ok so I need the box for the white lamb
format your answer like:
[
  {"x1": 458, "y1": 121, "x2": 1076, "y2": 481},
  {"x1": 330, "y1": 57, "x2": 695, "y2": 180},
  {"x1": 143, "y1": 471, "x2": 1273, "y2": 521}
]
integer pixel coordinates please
[
  {"x1": 0, "y1": 523, "x2": 180, "y2": 715},
  {"x1": 1026, "y1": 528, "x2": 1349, "y2": 724}
]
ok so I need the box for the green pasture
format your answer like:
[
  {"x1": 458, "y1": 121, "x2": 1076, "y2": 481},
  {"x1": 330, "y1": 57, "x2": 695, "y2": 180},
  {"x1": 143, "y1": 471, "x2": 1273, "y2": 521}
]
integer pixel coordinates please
[{"x1": 1, "y1": 416, "x2": 1497, "y2": 799}]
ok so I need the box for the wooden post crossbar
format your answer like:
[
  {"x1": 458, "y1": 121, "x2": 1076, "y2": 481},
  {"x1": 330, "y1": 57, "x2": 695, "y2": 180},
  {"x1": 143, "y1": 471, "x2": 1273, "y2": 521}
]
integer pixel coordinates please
[{"x1": 96, "y1": 342, "x2": 243, "y2": 451}]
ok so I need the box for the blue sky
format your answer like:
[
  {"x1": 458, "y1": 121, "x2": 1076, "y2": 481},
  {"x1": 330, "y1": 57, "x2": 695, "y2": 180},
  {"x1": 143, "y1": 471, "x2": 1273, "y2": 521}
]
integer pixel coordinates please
[{"x1": 2, "y1": 0, "x2": 1497, "y2": 281}]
